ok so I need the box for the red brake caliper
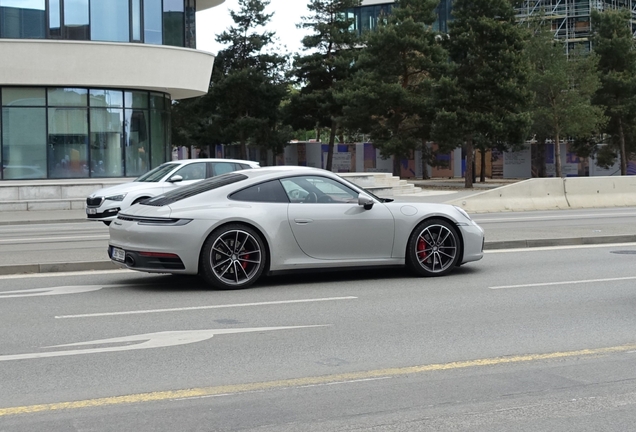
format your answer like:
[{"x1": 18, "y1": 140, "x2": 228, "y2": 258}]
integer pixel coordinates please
[{"x1": 417, "y1": 238, "x2": 428, "y2": 260}]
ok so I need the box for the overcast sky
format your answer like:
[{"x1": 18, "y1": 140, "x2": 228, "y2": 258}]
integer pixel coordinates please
[{"x1": 196, "y1": 0, "x2": 310, "y2": 55}]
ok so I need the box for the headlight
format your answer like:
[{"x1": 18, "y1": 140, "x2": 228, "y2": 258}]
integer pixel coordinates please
[
  {"x1": 105, "y1": 193, "x2": 127, "y2": 202},
  {"x1": 454, "y1": 206, "x2": 472, "y2": 221}
]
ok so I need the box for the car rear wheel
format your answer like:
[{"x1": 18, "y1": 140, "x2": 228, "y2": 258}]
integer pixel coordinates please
[
  {"x1": 407, "y1": 219, "x2": 461, "y2": 277},
  {"x1": 200, "y1": 224, "x2": 266, "y2": 290}
]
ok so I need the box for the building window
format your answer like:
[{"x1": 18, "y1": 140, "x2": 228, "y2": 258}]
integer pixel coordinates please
[
  {"x1": 131, "y1": 0, "x2": 142, "y2": 42},
  {"x1": 64, "y1": 0, "x2": 89, "y2": 40},
  {"x1": 1, "y1": 87, "x2": 169, "y2": 180},
  {"x1": 0, "y1": 0, "x2": 46, "y2": 39},
  {"x1": 1, "y1": 107, "x2": 47, "y2": 179},
  {"x1": 48, "y1": 0, "x2": 61, "y2": 37},
  {"x1": 90, "y1": 0, "x2": 130, "y2": 42},
  {"x1": 163, "y1": 0, "x2": 184, "y2": 47},
  {"x1": 143, "y1": 0, "x2": 162, "y2": 45}
]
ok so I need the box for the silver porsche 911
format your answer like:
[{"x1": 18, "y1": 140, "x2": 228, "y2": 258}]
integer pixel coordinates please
[{"x1": 108, "y1": 166, "x2": 484, "y2": 289}]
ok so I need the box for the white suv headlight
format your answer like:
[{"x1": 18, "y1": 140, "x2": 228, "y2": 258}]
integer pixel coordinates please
[{"x1": 106, "y1": 193, "x2": 127, "y2": 202}]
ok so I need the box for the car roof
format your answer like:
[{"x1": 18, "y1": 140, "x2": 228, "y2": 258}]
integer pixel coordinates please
[
  {"x1": 166, "y1": 158, "x2": 260, "y2": 166},
  {"x1": 235, "y1": 165, "x2": 334, "y2": 180}
]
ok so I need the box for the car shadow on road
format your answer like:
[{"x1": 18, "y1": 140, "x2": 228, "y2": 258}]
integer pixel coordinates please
[{"x1": 117, "y1": 266, "x2": 480, "y2": 292}]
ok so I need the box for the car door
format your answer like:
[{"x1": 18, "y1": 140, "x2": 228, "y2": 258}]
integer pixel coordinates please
[{"x1": 282, "y1": 176, "x2": 395, "y2": 260}]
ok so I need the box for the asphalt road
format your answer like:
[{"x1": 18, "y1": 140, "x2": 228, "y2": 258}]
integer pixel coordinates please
[{"x1": 2, "y1": 242, "x2": 636, "y2": 431}]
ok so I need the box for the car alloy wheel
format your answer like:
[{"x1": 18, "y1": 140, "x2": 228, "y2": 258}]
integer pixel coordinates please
[
  {"x1": 407, "y1": 219, "x2": 460, "y2": 277},
  {"x1": 200, "y1": 224, "x2": 266, "y2": 289}
]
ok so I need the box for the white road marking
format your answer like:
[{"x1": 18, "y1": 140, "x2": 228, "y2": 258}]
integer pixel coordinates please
[
  {"x1": 0, "y1": 235, "x2": 108, "y2": 244},
  {"x1": 56, "y1": 296, "x2": 358, "y2": 319},
  {"x1": 491, "y1": 276, "x2": 636, "y2": 290},
  {"x1": 0, "y1": 285, "x2": 107, "y2": 298},
  {"x1": 0, "y1": 269, "x2": 131, "y2": 280},
  {"x1": 485, "y1": 242, "x2": 636, "y2": 254},
  {"x1": 0, "y1": 326, "x2": 327, "y2": 362}
]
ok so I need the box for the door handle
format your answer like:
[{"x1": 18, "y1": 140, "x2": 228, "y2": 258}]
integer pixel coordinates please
[{"x1": 294, "y1": 219, "x2": 314, "y2": 224}]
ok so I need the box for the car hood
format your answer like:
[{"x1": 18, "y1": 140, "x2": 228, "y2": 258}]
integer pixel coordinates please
[{"x1": 89, "y1": 182, "x2": 165, "y2": 198}]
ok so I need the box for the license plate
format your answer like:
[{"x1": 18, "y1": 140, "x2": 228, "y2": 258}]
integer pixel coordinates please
[
  {"x1": 112, "y1": 247, "x2": 126, "y2": 262},
  {"x1": 86, "y1": 208, "x2": 97, "y2": 215}
]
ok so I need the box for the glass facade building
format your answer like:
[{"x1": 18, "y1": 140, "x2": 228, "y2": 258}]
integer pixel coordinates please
[
  {"x1": 0, "y1": 0, "x2": 197, "y2": 48},
  {"x1": 351, "y1": 0, "x2": 454, "y2": 34},
  {"x1": 0, "y1": 0, "x2": 214, "y2": 180},
  {"x1": 0, "y1": 87, "x2": 171, "y2": 179}
]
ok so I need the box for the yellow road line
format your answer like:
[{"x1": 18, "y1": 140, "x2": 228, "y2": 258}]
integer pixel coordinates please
[{"x1": 3, "y1": 343, "x2": 636, "y2": 417}]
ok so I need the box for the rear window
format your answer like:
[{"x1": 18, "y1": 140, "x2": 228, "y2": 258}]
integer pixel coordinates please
[{"x1": 142, "y1": 173, "x2": 248, "y2": 207}]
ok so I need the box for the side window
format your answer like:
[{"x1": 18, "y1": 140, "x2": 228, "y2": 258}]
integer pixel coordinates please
[
  {"x1": 173, "y1": 162, "x2": 206, "y2": 181},
  {"x1": 229, "y1": 180, "x2": 289, "y2": 203},
  {"x1": 280, "y1": 176, "x2": 359, "y2": 204},
  {"x1": 212, "y1": 162, "x2": 238, "y2": 176}
]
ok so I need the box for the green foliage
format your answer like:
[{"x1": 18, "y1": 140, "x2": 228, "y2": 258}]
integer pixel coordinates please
[
  {"x1": 591, "y1": 9, "x2": 636, "y2": 175},
  {"x1": 286, "y1": 0, "x2": 361, "y2": 170},
  {"x1": 431, "y1": 0, "x2": 532, "y2": 187},
  {"x1": 172, "y1": 0, "x2": 289, "y2": 161},
  {"x1": 526, "y1": 24, "x2": 605, "y2": 177},
  {"x1": 338, "y1": 0, "x2": 446, "y2": 176}
]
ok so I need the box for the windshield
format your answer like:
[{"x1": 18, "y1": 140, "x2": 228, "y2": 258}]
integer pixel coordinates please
[{"x1": 134, "y1": 163, "x2": 180, "y2": 182}]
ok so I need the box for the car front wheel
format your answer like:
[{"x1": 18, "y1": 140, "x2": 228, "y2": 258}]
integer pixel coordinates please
[
  {"x1": 407, "y1": 219, "x2": 461, "y2": 277},
  {"x1": 200, "y1": 224, "x2": 266, "y2": 290}
]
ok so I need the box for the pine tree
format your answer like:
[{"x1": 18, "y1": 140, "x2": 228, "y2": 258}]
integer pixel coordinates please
[
  {"x1": 198, "y1": 0, "x2": 289, "y2": 161},
  {"x1": 287, "y1": 0, "x2": 361, "y2": 171},
  {"x1": 432, "y1": 0, "x2": 532, "y2": 188},
  {"x1": 527, "y1": 25, "x2": 605, "y2": 178},
  {"x1": 591, "y1": 9, "x2": 636, "y2": 175},
  {"x1": 338, "y1": 0, "x2": 446, "y2": 177}
]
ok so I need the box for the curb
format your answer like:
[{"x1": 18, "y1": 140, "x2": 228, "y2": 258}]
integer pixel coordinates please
[
  {"x1": 484, "y1": 235, "x2": 636, "y2": 250},
  {"x1": 1, "y1": 235, "x2": 635, "y2": 277},
  {"x1": 0, "y1": 219, "x2": 90, "y2": 226}
]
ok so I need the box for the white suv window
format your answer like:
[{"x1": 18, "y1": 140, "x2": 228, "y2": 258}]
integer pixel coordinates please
[{"x1": 173, "y1": 163, "x2": 207, "y2": 181}]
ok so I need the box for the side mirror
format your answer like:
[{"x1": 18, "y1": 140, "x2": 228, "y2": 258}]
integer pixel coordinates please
[
  {"x1": 168, "y1": 175, "x2": 183, "y2": 183},
  {"x1": 358, "y1": 192, "x2": 375, "y2": 210}
]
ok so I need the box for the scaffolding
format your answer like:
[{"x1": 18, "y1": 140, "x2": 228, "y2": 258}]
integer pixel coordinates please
[{"x1": 515, "y1": 0, "x2": 636, "y2": 53}]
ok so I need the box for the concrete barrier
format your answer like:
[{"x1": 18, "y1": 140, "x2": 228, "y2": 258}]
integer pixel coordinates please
[
  {"x1": 564, "y1": 176, "x2": 636, "y2": 208},
  {"x1": 447, "y1": 178, "x2": 569, "y2": 212},
  {"x1": 447, "y1": 176, "x2": 636, "y2": 213}
]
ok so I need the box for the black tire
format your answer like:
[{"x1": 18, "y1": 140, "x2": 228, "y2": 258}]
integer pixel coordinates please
[
  {"x1": 199, "y1": 224, "x2": 267, "y2": 290},
  {"x1": 102, "y1": 221, "x2": 111, "y2": 227},
  {"x1": 406, "y1": 219, "x2": 461, "y2": 277}
]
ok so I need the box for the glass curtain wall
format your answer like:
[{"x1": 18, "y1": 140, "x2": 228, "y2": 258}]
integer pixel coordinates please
[
  {"x1": 0, "y1": 0, "x2": 194, "y2": 47},
  {"x1": 0, "y1": 87, "x2": 170, "y2": 180},
  {"x1": 1, "y1": 88, "x2": 47, "y2": 179},
  {"x1": 0, "y1": 0, "x2": 46, "y2": 38},
  {"x1": 163, "y1": 0, "x2": 184, "y2": 47}
]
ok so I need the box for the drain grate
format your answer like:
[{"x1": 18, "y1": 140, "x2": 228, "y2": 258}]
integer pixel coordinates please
[{"x1": 610, "y1": 251, "x2": 636, "y2": 255}]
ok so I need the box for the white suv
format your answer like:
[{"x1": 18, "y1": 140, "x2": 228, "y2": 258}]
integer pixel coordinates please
[{"x1": 86, "y1": 158, "x2": 260, "y2": 225}]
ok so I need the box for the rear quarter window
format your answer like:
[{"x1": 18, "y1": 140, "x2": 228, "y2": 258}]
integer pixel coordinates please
[{"x1": 229, "y1": 180, "x2": 289, "y2": 203}]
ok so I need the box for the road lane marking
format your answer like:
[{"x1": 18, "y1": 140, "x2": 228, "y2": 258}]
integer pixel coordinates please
[
  {"x1": 485, "y1": 243, "x2": 636, "y2": 254},
  {"x1": 55, "y1": 296, "x2": 358, "y2": 319},
  {"x1": 0, "y1": 326, "x2": 326, "y2": 362},
  {"x1": 0, "y1": 270, "x2": 131, "y2": 280},
  {"x1": 0, "y1": 285, "x2": 108, "y2": 298},
  {"x1": 0, "y1": 235, "x2": 108, "y2": 244},
  {"x1": 2, "y1": 343, "x2": 635, "y2": 417},
  {"x1": 490, "y1": 276, "x2": 636, "y2": 290}
]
